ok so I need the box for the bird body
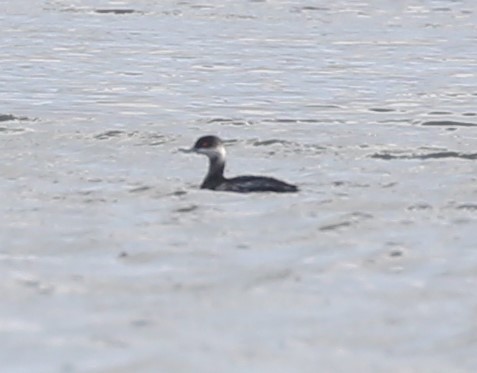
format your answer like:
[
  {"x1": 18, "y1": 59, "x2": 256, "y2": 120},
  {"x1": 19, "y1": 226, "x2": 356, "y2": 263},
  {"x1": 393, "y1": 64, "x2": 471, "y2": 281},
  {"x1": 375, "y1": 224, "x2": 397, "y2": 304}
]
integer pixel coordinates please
[{"x1": 187, "y1": 135, "x2": 298, "y2": 193}]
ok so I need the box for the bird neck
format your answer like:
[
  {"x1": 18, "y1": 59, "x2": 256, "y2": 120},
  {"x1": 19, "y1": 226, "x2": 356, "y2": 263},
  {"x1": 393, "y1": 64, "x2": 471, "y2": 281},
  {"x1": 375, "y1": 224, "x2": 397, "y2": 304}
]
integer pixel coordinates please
[{"x1": 201, "y1": 151, "x2": 226, "y2": 189}]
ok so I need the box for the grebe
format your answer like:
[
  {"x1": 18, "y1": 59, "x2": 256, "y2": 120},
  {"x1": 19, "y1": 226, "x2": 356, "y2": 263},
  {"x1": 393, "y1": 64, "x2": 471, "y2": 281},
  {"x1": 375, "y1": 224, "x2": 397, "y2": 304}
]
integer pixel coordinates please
[{"x1": 186, "y1": 135, "x2": 298, "y2": 193}]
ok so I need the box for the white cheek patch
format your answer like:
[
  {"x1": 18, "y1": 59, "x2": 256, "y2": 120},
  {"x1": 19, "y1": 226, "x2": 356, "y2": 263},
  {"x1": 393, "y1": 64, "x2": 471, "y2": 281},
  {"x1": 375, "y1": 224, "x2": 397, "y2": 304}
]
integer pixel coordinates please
[
  {"x1": 217, "y1": 146, "x2": 226, "y2": 159},
  {"x1": 197, "y1": 146, "x2": 226, "y2": 159},
  {"x1": 196, "y1": 148, "x2": 215, "y2": 156}
]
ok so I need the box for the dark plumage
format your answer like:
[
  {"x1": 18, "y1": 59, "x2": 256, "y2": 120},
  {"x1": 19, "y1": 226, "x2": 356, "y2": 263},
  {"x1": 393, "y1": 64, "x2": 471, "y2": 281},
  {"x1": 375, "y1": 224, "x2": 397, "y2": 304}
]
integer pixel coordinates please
[{"x1": 188, "y1": 135, "x2": 298, "y2": 193}]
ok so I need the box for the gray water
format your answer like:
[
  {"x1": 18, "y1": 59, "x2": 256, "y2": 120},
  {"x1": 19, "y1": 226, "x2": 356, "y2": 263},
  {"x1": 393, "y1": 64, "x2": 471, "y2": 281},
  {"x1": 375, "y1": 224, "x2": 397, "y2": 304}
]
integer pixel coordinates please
[{"x1": 1, "y1": 0, "x2": 477, "y2": 372}]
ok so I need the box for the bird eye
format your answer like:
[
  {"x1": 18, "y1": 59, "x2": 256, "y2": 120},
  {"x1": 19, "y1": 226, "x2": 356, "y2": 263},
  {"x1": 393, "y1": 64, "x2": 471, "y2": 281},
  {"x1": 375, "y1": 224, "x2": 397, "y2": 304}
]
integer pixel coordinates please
[{"x1": 202, "y1": 142, "x2": 209, "y2": 148}]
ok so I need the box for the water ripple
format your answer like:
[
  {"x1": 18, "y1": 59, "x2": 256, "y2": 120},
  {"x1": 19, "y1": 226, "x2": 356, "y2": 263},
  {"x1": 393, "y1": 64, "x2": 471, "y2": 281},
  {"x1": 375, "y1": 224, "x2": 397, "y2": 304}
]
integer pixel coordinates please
[
  {"x1": 421, "y1": 120, "x2": 477, "y2": 127},
  {"x1": 371, "y1": 151, "x2": 477, "y2": 160}
]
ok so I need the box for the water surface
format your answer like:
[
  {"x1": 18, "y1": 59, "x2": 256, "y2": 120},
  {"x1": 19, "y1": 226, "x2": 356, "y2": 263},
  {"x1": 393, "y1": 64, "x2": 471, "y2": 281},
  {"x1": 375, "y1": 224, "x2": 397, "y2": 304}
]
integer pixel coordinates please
[{"x1": 1, "y1": 1, "x2": 477, "y2": 372}]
